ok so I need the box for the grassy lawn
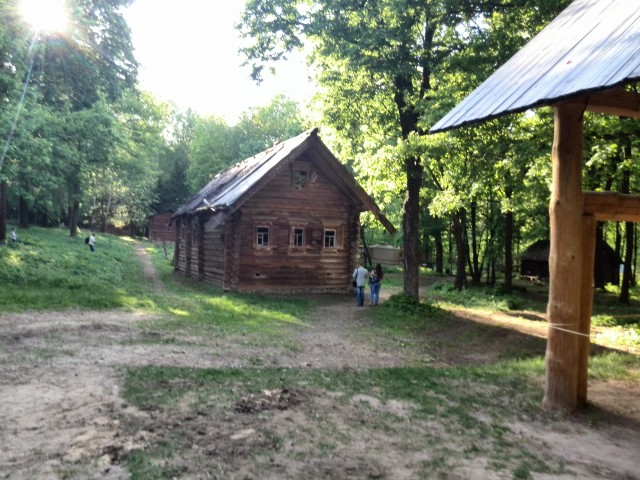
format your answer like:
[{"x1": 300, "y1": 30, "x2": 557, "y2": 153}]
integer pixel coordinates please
[{"x1": 2, "y1": 228, "x2": 639, "y2": 479}]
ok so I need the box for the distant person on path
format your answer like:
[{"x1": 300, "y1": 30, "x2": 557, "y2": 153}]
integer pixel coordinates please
[
  {"x1": 369, "y1": 263, "x2": 384, "y2": 306},
  {"x1": 10, "y1": 227, "x2": 16, "y2": 243},
  {"x1": 88, "y1": 232, "x2": 95, "y2": 252},
  {"x1": 352, "y1": 263, "x2": 369, "y2": 307}
]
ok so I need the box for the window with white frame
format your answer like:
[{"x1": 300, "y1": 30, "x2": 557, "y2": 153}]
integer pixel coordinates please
[
  {"x1": 256, "y1": 226, "x2": 270, "y2": 246},
  {"x1": 293, "y1": 227, "x2": 304, "y2": 247},
  {"x1": 324, "y1": 229, "x2": 336, "y2": 248}
]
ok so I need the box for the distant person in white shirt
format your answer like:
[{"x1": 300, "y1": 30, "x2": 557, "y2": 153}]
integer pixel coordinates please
[{"x1": 352, "y1": 263, "x2": 369, "y2": 307}]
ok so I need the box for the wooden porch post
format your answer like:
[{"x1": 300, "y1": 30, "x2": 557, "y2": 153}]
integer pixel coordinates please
[
  {"x1": 577, "y1": 214, "x2": 596, "y2": 406},
  {"x1": 544, "y1": 101, "x2": 584, "y2": 411}
]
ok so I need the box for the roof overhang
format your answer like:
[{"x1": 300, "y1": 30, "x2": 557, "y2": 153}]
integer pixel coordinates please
[{"x1": 430, "y1": 0, "x2": 640, "y2": 133}]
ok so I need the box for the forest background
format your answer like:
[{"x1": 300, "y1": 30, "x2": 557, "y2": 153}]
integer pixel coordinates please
[{"x1": 1, "y1": 0, "x2": 638, "y2": 300}]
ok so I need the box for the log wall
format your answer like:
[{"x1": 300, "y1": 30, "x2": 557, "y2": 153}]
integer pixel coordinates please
[
  {"x1": 148, "y1": 212, "x2": 175, "y2": 243},
  {"x1": 233, "y1": 158, "x2": 360, "y2": 291},
  {"x1": 174, "y1": 157, "x2": 364, "y2": 292},
  {"x1": 174, "y1": 216, "x2": 202, "y2": 279}
]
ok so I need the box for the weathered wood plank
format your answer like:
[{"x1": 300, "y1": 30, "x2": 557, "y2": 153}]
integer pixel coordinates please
[
  {"x1": 578, "y1": 214, "x2": 596, "y2": 407},
  {"x1": 583, "y1": 191, "x2": 640, "y2": 222},
  {"x1": 585, "y1": 89, "x2": 640, "y2": 118}
]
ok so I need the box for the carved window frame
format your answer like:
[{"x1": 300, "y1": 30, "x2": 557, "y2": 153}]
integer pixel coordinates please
[
  {"x1": 256, "y1": 225, "x2": 270, "y2": 247},
  {"x1": 292, "y1": 227, "x2": 305, "y2": 247}
]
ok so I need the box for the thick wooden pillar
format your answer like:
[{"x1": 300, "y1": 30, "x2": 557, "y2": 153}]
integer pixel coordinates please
[
  {"x1": 577, "y1": 214, "x2": 596, "y2": 406},
  {"x1": 544, "y1": 102, "x2": 584, "y2": 411}
]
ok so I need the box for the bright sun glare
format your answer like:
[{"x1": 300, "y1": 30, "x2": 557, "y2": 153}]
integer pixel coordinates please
[{"x1": 18, "y1": 0, "x2": 69, "y2": 33}]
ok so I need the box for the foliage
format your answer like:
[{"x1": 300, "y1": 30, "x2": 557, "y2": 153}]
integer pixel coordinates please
[
  {"x1": 186, "y1": 95, "x2": 305, "y2": 194},
  {"x1": 153, "y1": 109, "x2": 197, "y2": 212},
  {"x1": 0, "y1": 0, "x2": 142, "y2": 236},
  {"x1": 237, "y1": 0, "x2": 573, "y2": 297},
  {"x1": 0, "y1": 0, "x2": 306, "y2": 235},
  {"x1": 382, "y1": 292, "x2": 441, "y2": 317},
  {"x1": 429, "y1": 281, "x2": 539, "y2": 312}
]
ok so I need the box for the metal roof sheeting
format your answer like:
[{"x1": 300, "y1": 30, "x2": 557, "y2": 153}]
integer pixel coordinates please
[
  {"x1": 430, "y1": 0, "x2": 640, "y2": 133},
  {"x1": 172, "y1": 128, "x2": 396, "y2": 233},
  {"x1": 173, "y1": 130, "x2": 311, "y2": 218}
]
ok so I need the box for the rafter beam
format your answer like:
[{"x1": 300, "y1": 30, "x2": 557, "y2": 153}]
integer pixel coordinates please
[
  {"x1": 585, "y1": 89, "x2": 640, "y2": 118},
  {"x1": 583, "y1": 191, "x2": 640, "y2": 222}
]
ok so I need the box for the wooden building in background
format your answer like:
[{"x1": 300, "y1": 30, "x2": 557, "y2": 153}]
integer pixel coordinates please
[
  {"x1": 171, "y1": 128, "x2": 395, "y2": 292},
  {"x1": 520, "y1": 239, "x2": 621, "y2": 288},
  {"x1": 148, "y1": 210, "x2": 175, "y2": 243}
]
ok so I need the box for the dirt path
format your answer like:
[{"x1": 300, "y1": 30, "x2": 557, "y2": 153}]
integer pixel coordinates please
[
  {"x1": 135, "y1": 243, "x2": 164, "y2": 292},
  {"x1": 1, "y1": 265, "x2": 639, "y2": 479},
  {"x1": 0, "y1": 287, "x2": 404, "y2": 479}
]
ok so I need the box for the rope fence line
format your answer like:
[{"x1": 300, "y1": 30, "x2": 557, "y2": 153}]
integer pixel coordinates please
[{"x1": 547, "y1": 323, "x2": 592, "y2": 338}]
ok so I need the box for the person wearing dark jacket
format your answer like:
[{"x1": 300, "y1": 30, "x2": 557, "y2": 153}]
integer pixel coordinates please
[{"x1": 368, "y1": 263, "x2": 384, "y2": 306}]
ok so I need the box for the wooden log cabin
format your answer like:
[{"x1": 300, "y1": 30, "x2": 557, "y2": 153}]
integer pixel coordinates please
[
  {"x1": 148, "y1": 210, "x2": 175, "y2": 243},
  {"x1": 171, "y1": 128, "x2": 395, "y2": 292}
]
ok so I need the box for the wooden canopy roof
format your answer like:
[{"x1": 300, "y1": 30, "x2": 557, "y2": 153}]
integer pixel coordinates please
[
  {"x1": 428, "y1": 0, "x2": 640, "y2": 411},
  {"x1": 431, "y1": 0, "x2": 640, "y2": 133},
  {"x1": 173, "y1": 128, "x2": 396, "y2": 234}
]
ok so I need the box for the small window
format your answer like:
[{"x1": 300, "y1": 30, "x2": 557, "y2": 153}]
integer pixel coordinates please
[
  {"x1": 256, "y1": 226, "x2": 270, "y2": 246},
  {"x1": 293, "y1": 227, "x2": 304, "y2": 247},
  {"x1": 324, "y1": 229, "x2": 336, "y2": 248},
  {"x1": 294, "y1": 170, "x2": 308, "y2": 190}
]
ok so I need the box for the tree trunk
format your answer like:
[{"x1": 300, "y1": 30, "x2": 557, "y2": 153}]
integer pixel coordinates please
[
  {"x1": 504, "y1": 187, "x2": 513, "y2": 293},
  {"x1": 402, "y1": 156, "x2": 422, "y2": 298},
  {"x1": 593, "y1": 222, "x2": 605, "y2": 289},
  {"x1": 18, "y1": 195, "x2": 29, "y2": 229},
  {"x1": 452, "y1": 209, "x2": 467, "y2": 291},
  {"x1": 0, "y1": 180, "x2": 7, "y2": 242},
  {"x1": 620, "y1": 221, "x2": 633, "y2": 304},
  {"x1": 619, "y1": 141, "x2": 632, "y2": 303},
  {"x1": 633, "y1": 225, "x2": 637, "y2": 287},
  {"x1": 394, "y1": 70, "x2": 422, "y2": 300},
  {"x1": 360, "y1": 225, "x2": 372, "y2": 267},
  {"x1": 434, "y1": 226, "x2": 444, "y2": 274},
  {"x1": 469, "y1": 201, "x2": 482, "y2": 285},
  {"x1": 69, "y1": 200, "x2": 79, "y2": 237},
  {"x1": 615, "y1": 222, "x2": 621, "y2": 260},
  {"x1": 423, "y1": 231, "x2": 430, "y2": 265}
]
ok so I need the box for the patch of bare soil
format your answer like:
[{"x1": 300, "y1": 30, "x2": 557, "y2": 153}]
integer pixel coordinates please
[{"x1": 1, "y1": 275, "x2": 639, "y2": 478}]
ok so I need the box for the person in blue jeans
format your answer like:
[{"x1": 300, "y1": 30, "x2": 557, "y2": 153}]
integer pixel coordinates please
[
  {"x1": 369, "y1": 263, "x2": 384, "y2": 306},
  {"x1": 352, "y1": 263, "x2": 369, "y2": 306}
]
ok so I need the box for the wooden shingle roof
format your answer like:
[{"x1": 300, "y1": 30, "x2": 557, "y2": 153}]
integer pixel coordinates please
[
  {"x1": 173, "y1": 128, "x2": 396, "y2": 234},
  {"x1": 431, "y1": 0, "x2": 640, "y2": 133}
]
